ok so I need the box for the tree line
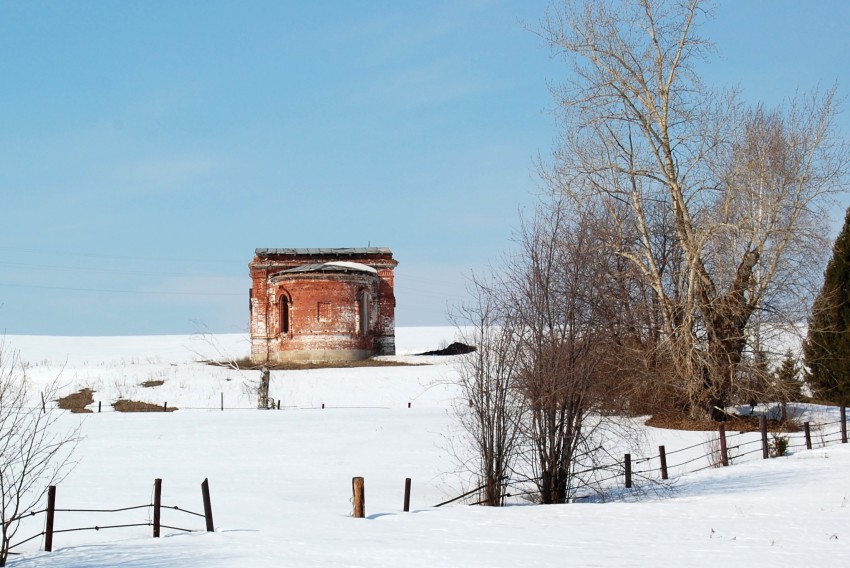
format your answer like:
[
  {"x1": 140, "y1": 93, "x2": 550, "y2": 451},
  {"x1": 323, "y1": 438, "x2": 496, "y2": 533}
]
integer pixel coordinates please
[{"x1": 452, "y1": 0, "x2": 849, "y2": 506}]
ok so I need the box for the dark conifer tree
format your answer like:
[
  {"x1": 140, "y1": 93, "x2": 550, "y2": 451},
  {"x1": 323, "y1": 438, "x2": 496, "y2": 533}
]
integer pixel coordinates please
[
  {"x1": 773, "y1": 350, "x2": 801, "y2": 422},
  {"x1": 804, "y1": 208, "x2": 850, "y2": 405}
]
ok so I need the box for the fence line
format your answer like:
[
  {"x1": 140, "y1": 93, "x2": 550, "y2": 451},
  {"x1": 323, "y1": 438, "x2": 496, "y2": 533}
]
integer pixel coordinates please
[
  {"x1": 7, "y1": 478, "x2": 215, "y2": 557},
  {"x1": 435, "y1": 407, "x2": 849, "y2": 507}
]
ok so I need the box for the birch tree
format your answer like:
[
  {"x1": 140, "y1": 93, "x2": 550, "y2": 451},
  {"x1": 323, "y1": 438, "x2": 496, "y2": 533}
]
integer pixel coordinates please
[{"x1": 541, "y1": 0, "x2": 848, "y2": 419}]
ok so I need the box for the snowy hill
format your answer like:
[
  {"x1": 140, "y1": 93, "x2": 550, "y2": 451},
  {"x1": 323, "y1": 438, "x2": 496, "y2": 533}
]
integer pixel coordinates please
[{"x1": 4, "y1": 328, "x2": 849, "y2": 567}]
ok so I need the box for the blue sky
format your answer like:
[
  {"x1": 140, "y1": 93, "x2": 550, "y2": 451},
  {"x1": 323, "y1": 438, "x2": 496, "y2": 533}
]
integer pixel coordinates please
[{"x1": 1, "y1": 0, "x2": 848, "y2": 336}]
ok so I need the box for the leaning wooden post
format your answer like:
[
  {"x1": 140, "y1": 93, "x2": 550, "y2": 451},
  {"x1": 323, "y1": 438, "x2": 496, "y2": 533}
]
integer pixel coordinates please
[
  {"x1": 403, "y1": 478, "x2": 411, "y2": 512},
  {"x1": 659, "y1": 445, "x2": 668, "y2": 480},
  {"x1": 153, "y1": 478, "x2": 162, "y2": 538},
  {"x1": 44, "y1": 485, "x2": 56, "y2": 552},
  {"x1": 841, "y1": 406, "x2": 848, "y2": 444},
  {"x1": 201, "y1": 478, "x2": 214, "y2": 532},
  {"x1": 352, "y1": 477, "x2": 365, "y2": 518},
  {"x1": 760, "y1": 415, "x2": 769, "y2": 459},
  {"x1": 258, "y1": 367, "x2": 270, "y2": 410},
  {"x1": 163, "y1": 401, "x2": 168, "y2": 413},
  {"x1": 804, "y1": 422, "x2": 812, "y2": 450},
  {"x1": 624, "y1": 454, "x2": 632, "y2": 488},
  {"x1": 718, "y1": 425, "x2": 729, "y2": 467}
]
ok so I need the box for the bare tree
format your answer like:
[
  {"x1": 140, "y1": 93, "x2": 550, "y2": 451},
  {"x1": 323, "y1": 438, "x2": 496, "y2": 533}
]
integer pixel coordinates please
[
  {"x1": 505, "y1": 198, "x2": 635, "y2": 503},
  {"x1": 540, "y1": 0, "x2": 848, "y2": 419},
  {"x1": 0, "y1": 339, "x2": 79, "y2": 566},
  {"x1": 451, "y1": 276, "x2": 524, "y2": 506},
  {"x1": 190, "y1": 323, "x2": 272, "y2": 409}
]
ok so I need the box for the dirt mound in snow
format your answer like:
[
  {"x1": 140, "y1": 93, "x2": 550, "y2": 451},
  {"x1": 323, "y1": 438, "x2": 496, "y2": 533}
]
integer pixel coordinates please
[
  {"x1": 113, "y1": 399, "x2": 178, "y2": 412},
  {"x1": 418, "y1": 342, "x2": 476, "y2": 356},
  {"x1": 57, "y1": 388, "x2": 94, "y2": 413}
]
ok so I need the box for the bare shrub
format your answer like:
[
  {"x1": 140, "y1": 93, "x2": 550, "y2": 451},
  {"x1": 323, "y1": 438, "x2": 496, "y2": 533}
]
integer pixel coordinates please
[
  {"x1": 451, "y1": 276, "x2": 524, "y2": 506},
  {"x1": 0, "y1": 339, "x2": 80, "y2": 566}
]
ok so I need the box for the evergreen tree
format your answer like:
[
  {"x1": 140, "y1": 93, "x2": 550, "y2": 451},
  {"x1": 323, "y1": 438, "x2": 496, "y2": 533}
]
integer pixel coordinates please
[
  {"x1": 774, "y1": 351, "x2": 802, "y2": 400},
  {"x1": 773, "y1": 350, "x2": 801, "y2": 422},
  {"x1": 804, "y1": 208, "x2": 850, "y2": 405}
]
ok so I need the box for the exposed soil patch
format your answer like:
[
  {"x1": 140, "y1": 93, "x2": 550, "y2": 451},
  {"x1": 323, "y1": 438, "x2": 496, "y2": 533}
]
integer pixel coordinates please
[
  {"x1": 418, "y1": 342, "x2": 476, "y2": 356},
  {"x1": 646, "y1": 414, "x2": 801, "y2": 432},
  {"x1": 141, "y1": 379, "x2": 165, "y2": 388},
  {"x1": 113, "y1": 399, "x2": 177, "y2": 412},
  {"x1": 203, "y1": 357, "x2": 425, "y2": 371},
  {"x1": 57, "y1": 388, "x2": 94, "y2": 414}
]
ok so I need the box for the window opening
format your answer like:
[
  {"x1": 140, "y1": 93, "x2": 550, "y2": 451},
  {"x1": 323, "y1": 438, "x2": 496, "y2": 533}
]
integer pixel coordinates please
[
  {"x1": 359, "y1": 289, "x2": 370, "y2": 335},
  {"x1": 280, "y1": 295, "x2": 290, "y2": 335}
]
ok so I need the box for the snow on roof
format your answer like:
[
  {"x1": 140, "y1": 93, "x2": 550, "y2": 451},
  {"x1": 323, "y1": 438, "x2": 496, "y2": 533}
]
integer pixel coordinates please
[
  {"x1": 278, "y1": 261, "x2": 378, "y2": 275},
  {"x1": 325, "y1": 261, "x2": 378, "y2": 274}
]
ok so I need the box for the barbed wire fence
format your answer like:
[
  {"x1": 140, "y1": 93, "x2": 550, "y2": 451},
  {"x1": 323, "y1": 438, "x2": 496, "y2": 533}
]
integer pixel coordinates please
[
  {"x1": 433, "y1": 408, "x2": 849, "y2": 507},
  {"x1": 5, "y1": 478, "x2": 215, "y2": 559}
]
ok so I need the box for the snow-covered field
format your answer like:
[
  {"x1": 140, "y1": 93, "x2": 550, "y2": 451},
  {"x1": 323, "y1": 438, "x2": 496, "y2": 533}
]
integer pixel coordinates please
[{"x1": 5, "y1": 327, "x2": 849, "y2": 567}]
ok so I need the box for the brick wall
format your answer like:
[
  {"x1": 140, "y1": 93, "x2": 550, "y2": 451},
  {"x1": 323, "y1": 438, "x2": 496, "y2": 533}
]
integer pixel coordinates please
[{"x1": 249, "y1": 249, "x2": 397, "y2": 363}]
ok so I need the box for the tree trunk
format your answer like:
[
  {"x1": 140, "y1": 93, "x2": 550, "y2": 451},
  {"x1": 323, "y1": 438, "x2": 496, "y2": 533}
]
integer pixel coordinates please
[
  {"x1": 701, "y1": 251, "x2": 759, "y2": 420},
  {"x1": 484, "y1": 477, "x2": 501, "y2": 506}
]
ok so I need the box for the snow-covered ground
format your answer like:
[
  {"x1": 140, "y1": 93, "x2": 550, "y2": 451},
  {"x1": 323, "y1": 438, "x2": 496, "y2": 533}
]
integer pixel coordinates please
[{"x1": 5, "y1": 327, "x2": 849, "y2": 566}]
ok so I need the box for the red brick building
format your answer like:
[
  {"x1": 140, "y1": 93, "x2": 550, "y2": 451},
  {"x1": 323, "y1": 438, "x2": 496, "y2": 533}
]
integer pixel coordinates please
[{"x1": 248, "y1": 248, "x2": 398, "y2": 363}]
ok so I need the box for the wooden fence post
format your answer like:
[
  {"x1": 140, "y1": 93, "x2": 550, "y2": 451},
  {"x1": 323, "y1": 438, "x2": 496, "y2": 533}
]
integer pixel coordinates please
[
  {"x1": 153, "y1": 478, "x2": 162, "y2": 538},
  {"x1": 44, "y1": 485, "x2": 56, "y2": 552},
  {"x1": 659, "y1": 445, "x2": 668, "y2": 480},
  {"x1": 352, "y1": 477, "x2": 365, "y2": 518},
  {"x1": 842, "y1": 406, "x2": 848, "y2": 444},
  {"x1": 201, "y1": 478, "x2": 214, "y2": 532},
  {"x1": 403, "y1": 478, "x2": 411, "y2": 512},
  {"x1": 624, "y1": 454, "x2": 632, "y2": 488},
  {"x1": 258, "y1": 367, "x2": 270, "y2": 410},
  {"x1": 221, "y1": 392, "x2": 224, "y2": 411},
  {"x1": 804, "y1": 421, "x2": 812, "y2": 450},
  {"x1": 163, "y1": 402, "x2": 168, "y2": 413},
  {"x1": 98, "y1": 401, "x2": 101, "y2": 413},
  {"x1": 760, "y1": 415, "x2": 769, "y2": 459},
  {"x1": 718, "y1": 425, "x2": 729, "y2": 467}
]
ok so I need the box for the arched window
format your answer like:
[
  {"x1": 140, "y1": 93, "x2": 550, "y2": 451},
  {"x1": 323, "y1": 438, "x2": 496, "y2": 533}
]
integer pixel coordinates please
[
  {"x1": 358, "y1": 289, "x2": 370, "y2": 335},
  {"x1": 280, "y1": 294, "x2": 291, "y2": 336}
]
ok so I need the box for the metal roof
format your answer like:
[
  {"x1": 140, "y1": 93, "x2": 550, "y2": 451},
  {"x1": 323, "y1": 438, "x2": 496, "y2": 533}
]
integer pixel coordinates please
[{"x1": 255, "y1": 247, "x2": 393, "y2": 256}]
